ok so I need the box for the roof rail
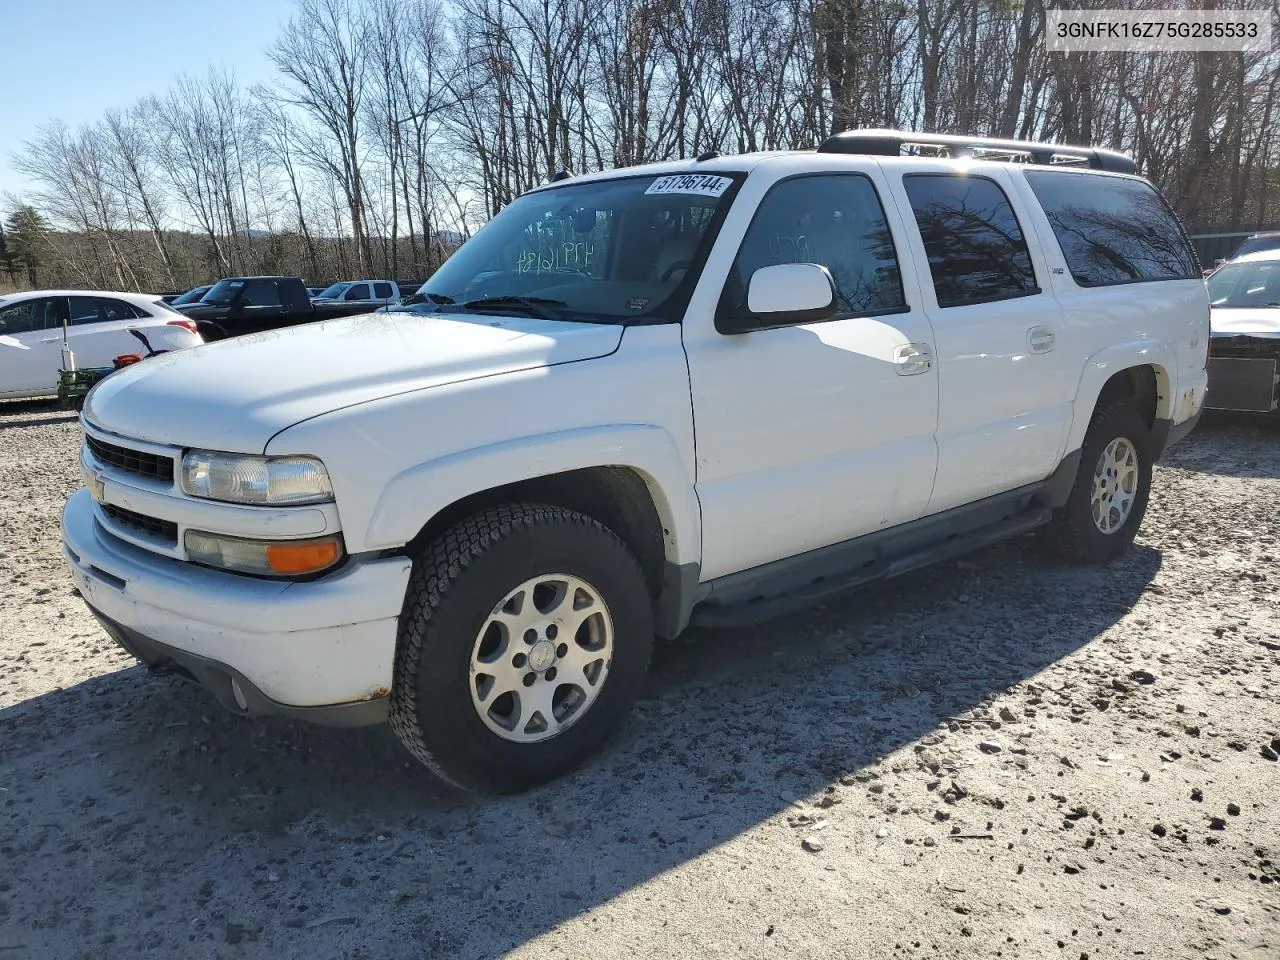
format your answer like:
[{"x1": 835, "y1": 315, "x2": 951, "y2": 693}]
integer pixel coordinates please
[{"x1": 816, "y1": 128, "x2": 1136, "y2": 175}]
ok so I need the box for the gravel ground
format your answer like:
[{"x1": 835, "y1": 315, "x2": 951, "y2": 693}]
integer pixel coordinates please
[{"x1": 1, "y1": 400, "x2": 1278, "y2": 960}]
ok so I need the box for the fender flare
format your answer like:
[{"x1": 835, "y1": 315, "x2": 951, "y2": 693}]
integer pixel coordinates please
[
  {"x1": 1065, "y1": 340, "x2": 1176, "y2": 454},
  {"x1": 362, "y1": 423, "x2": 702, "y2": 570}
]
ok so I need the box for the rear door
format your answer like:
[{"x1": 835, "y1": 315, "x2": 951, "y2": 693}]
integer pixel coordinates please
[
  {"x1": 64, "y1": 296, "x2": 151, "y2": 369},
  {"x1": 884, "y1": 163, "x2": 1075, "y2": 513}
]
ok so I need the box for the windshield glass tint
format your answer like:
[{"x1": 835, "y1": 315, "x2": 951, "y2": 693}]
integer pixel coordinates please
[
  {"x1": 316, "y1": 283, "x2": 348, "y2": 299},
  {"x1": 1208, "y1": 260, "x2": 1280, "y2": 308},
  {"x1": 201, "y1": 279, "x2": 246, "y2": 305},
  {"x1": 418, "y1": 173, "x2": 741, "y2": 322}
]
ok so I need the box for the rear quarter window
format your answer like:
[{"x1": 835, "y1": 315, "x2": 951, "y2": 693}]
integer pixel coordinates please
[{"x1": 1023, "y1": 171, "x2": 1199, "y2": 286}]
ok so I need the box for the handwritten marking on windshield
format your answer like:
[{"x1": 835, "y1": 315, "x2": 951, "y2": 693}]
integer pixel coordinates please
[{"x1": 517, "y1": 242, "x2": 595, "y2": 274}]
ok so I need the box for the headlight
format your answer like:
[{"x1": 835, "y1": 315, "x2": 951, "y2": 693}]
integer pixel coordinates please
[
  {"x1": 181, "y1": 451, "x2": 333, "y2": 505},
  {"x1": 184, "y1": 530, "x2": 344, "y2": 577}
]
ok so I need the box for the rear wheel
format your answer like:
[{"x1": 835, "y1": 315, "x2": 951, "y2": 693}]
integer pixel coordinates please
[
  {"x1": 1044, "y1": 400, "x2": 1153, "y2": 563},
  {"x1": 389, "y1": 503, "x2": 653, "y2": 794}
]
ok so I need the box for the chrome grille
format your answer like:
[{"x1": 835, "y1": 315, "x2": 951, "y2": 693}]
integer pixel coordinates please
[
  {"x1": 101, "y1": 504, "x2": 179, "y2": 544},
  {"x1": 86, "y1": 436, "x2": 175, "y2": 484}
]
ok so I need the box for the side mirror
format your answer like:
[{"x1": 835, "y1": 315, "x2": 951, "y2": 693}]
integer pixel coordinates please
[{"x1": 719, "y1": 263, "x2": 836, "y2": 334}]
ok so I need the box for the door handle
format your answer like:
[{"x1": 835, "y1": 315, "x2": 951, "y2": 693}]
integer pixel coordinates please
[
  {"x1": 893, "y1": 342, "x2": 933, "y2": 376},
  {"x1": 1028, "y1": 326, "x2": 1055, "y2": 353}
]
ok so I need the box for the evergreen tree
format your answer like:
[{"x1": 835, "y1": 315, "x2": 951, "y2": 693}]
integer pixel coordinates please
[
  {"x1": 5, "y1": 205, "x2": 49, "y2": 288},
  {"x1": 0, "y1": 220, "x2": 16, "y2": 285}
]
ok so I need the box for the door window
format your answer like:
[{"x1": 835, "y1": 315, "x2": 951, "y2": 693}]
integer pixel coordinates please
[
  {"x1": 0, "y1": 300, "x2": 54, "y2": 335},
  {"x1": 241, "y1": 279, "x2": 283, "y2": 307},
  {"x1": 1023, "y1": 171, "x2": 1200, "y2": 285},
  {"x1": 344, "y1": 283, "x2": 371, "y2": 301},
  {"x1": 373, "y1": 282, "x2": 393, "y2": 299},
  {"x1": 68, "y1": 297, "x2": 142, "y2": 325},
  {"x1": 722, "y1": 173, "x2": 908, "y2": 323},
  {"x1": 903, "y1": 174, "x2": 1039, "y2": 307}
]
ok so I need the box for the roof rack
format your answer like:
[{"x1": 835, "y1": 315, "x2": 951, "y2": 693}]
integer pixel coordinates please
[{"x1": 816, "y1": 128, "x2": 1136, "y2": 175}]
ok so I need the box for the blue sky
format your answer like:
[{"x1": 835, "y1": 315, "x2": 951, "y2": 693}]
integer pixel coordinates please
[{"x1": 0, "y1": 0, "x2": 299, "y2": 201}]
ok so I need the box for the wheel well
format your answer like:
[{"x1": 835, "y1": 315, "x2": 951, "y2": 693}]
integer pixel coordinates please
[
  {"x1": 406, "y1": 466, "x2": 667, "y2": 601},
  {"x1": 1096, "y1": 365, "x2": 1160, "y2": 429}
]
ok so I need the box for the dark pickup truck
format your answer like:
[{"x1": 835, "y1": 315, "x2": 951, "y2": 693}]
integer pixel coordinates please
[{"x1": 173, "y1": 276, "x2": 386, "y2": 341}]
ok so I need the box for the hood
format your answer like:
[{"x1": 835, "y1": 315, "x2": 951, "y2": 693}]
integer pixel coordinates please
[
  {"x1": 1210, "y1": 307, "x2": 1280, "y2": 339},
  {"x1": 171, "y1": 302, "x2": 227, "y2": 317},
  {"x1": 84, "y1": 311, "x2": 623, "y2": 452}
]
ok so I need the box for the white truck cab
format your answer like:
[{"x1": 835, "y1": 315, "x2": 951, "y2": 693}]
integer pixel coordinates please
[{"x1": 61, "y1": 129, "x2": 1209, "y2": 794}]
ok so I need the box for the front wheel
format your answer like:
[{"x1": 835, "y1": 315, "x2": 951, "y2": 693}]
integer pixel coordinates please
[
  {"x1": 1043, "y1": 400, "x2": 1153, "y2": 563},
  {"x1": 388, "y1": 503, "x2": 654, "y2": 794}
]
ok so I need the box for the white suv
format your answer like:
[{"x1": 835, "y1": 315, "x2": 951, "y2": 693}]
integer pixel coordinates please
[{"x1": 61, "y1": 130, "x2": 1209, "y2": 794}]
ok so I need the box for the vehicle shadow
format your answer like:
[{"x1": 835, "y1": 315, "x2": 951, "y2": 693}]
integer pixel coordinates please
[
  {"x1": 1166, "y1": 411, "x2": 1280, "y2": 478},
  {"x1": 0, "y1": 398, "x2": 77, "y2": 430},
  {"x1": 0, "y1": 537, "x2": 1160, "y2": 959}
]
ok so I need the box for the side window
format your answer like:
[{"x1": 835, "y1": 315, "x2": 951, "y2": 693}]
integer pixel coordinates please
[
  {"x1": 1023, "y1": 171, "x2": 1200, "y2": 286},
  {"x1": 725, "y1": 173, "x2": 907, "y2": 320},
  {"x1": 903, "y1": 175, "x2": 1038, "y2": 308},
  {"x1": 242, "y1": 279, "x2": 282, "y2": 307},
  {"x1": 0, "y1": 300, "x2": 44, "y2": 335},
  {"x1": 373, "y1": 282, "x2": 393, "y2": 299},
  {"x1": 68, "y1": 297, "x2": 105, "y2": 325},
  {"x1": 69, "y1": 297, "x2": 142, "y2": 324},
  {"x1": 100, "y1": 298, "x2": 141, "y2": 322},
  {"x1": 345, "y1": 283, "x2": 371, "y2": 301}
]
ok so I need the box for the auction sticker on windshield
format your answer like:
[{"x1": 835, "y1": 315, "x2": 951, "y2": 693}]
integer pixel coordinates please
[{"x1": 645, "y1": 174, "x2": 733, "y2": 198}]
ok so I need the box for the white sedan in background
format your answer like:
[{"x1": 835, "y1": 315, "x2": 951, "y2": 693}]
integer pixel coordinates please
[{"x1": 0, "y1": 290, "x2": 203, "y2": 400}]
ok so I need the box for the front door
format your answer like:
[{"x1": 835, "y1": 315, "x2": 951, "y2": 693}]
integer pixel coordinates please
[
  {"x1": 682, "y1": 169, "x2": 940, "y2": 581},
  {"x1": 0, "y1": 296, "x2": 66, "y2": 396}
]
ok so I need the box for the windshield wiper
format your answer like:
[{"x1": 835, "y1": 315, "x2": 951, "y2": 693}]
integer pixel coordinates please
[{"x1": 461, "y1": 295, "x2": 568, "y2": 320}]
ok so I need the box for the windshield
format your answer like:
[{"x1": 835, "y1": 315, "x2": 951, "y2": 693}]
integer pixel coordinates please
[
  {"x1": 417, "y1": 172, "x2": 743, "y2": 323},
  {"x1": 315, "y1": 283, "x2": 349, "y2": 299},
  {"x1": 172, "y1": 285, "x2": 210, "y2": 305},
  {"x1": 1208, "y1": 260, "x2": 1280, "y2": 308},
  {"x1": 200, "y1": 278, "x2": 247, "y2": 306}
]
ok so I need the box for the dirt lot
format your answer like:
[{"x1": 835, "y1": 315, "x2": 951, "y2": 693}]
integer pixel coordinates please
[{"x1": 0, "y1": 401, "x2": 1277, "y2": 960}]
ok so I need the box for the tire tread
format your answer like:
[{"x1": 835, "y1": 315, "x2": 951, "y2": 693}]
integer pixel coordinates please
[
  {"x1": 388, "y1": 502, "x2": 647, "y2": 791},
  {"x1": 1044, "y1": 398, "x2": 1151, "y2": 563}
]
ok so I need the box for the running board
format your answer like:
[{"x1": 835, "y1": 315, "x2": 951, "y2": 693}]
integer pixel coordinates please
[{"x1": 689, "y1": 506, "x2": 1052, "y2": 628}]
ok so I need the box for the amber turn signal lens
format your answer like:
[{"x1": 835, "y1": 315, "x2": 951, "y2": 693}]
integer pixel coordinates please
[{"x1": 265, "y1": 538, "x2": 342, "y2": 575}]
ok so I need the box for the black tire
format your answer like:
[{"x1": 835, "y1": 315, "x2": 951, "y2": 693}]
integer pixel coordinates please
[
  {"x1": 1044, "y1": 400, "x2": 1153, "y2": 563},
  {"x1": 388, "y1": 502, "x2": 654, "y2": 794}
]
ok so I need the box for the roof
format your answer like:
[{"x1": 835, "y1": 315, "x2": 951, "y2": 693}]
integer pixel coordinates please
[
  {"x1": 524, "y1": 151, "x2": 791, "y2": 192},
  {"x1": 526, "y1": 148, "x2": 1147, "y2": 198},
  {"x1": 525, "y1": 128, "x2": 1141, "y2": 194},
  {"x1": 0, "y1": 289, "x2": 164, "y2": 302},
  {"x1": 1224, "y1": 249, "x2": 1280, "y2": 266}
]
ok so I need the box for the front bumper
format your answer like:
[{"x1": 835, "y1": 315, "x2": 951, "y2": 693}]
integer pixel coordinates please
[{"x1": 61, "y1": 488, "x2": 413, "y2": 723}]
